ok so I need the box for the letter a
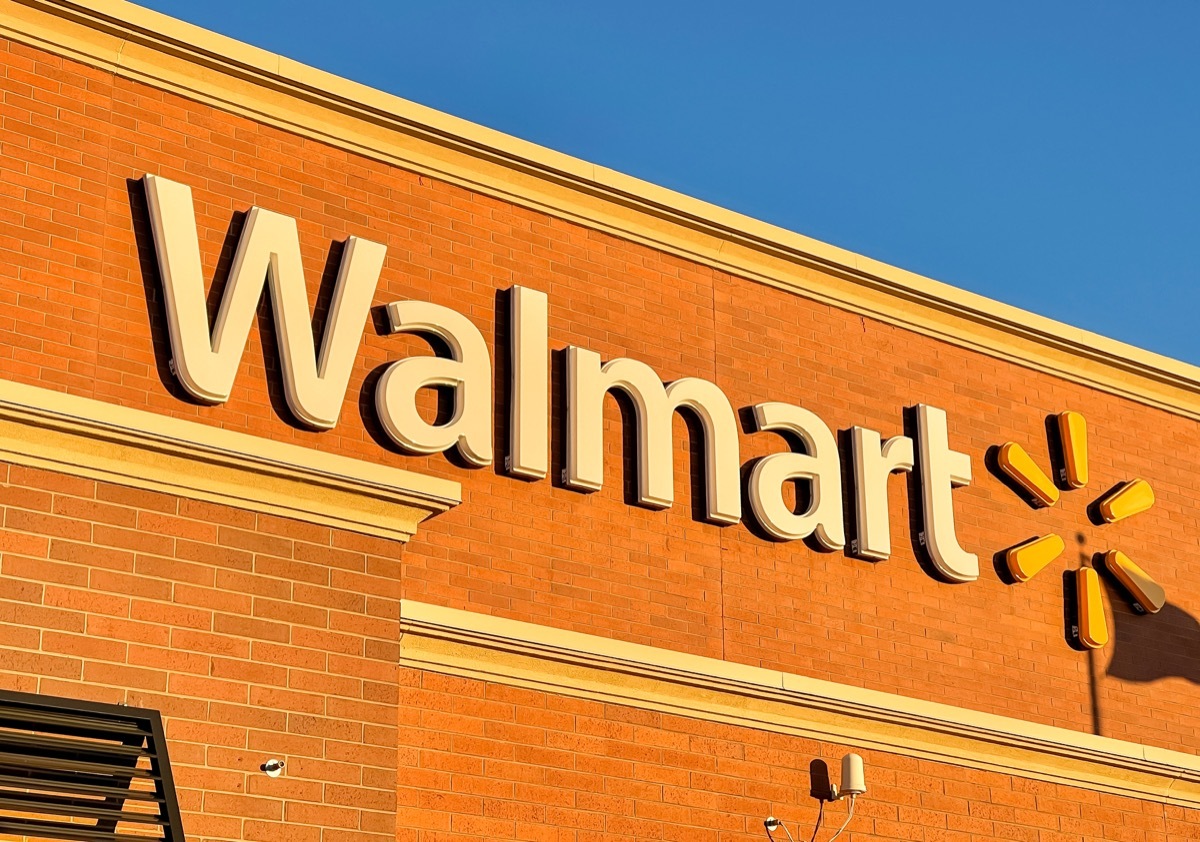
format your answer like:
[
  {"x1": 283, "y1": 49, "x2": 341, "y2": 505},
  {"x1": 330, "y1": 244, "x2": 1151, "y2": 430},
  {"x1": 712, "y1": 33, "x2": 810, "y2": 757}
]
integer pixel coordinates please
[
  {"x1": 375, "y1": 301, "x2": 493, "y2": 467},
  {"x1": 748, "y1": 402, "x2": 845, "y2": 548}
]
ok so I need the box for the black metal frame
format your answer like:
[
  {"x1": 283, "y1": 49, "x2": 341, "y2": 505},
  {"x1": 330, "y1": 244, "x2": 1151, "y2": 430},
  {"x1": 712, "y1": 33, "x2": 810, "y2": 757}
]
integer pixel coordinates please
[{"x1": 0, "y1": 688, "x2": 186, "y2": 842}]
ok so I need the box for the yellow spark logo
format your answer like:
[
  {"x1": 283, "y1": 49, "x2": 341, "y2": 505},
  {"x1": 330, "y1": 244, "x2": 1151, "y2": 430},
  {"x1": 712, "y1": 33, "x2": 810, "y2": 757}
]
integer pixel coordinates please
[{"x1": 996, "y1": 412, "x2": 1164, "y2": 649}]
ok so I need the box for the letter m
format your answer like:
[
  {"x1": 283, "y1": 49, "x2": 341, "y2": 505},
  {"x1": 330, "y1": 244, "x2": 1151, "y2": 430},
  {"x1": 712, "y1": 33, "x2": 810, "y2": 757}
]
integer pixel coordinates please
[
  {"x1": 143, "y1": 175, "x2": 386, "y2": 429},
  {"x1": 565, "y1": 347, "x2": 742, "y2": 525}
]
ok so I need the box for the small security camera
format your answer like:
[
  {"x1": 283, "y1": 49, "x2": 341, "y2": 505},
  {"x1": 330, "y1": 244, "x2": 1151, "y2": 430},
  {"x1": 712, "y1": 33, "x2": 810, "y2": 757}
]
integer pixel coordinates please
[
  {"x1": 764, "y1": 817, "x2": 781, "y2": 830},
  {"x1": 260, "y1": 759, "x2": 285, "y2": 778}
]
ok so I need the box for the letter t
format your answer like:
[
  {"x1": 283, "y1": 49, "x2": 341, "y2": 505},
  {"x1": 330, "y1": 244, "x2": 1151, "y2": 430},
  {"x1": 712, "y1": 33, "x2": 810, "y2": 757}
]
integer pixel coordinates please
[{"x1": 915, "y1": 404, "x2": 978, "y2": 582}]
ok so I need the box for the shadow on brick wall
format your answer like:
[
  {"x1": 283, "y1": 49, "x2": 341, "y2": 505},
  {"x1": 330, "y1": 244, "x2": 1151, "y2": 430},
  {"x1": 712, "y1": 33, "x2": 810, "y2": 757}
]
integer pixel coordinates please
[{"x1": 1108, "y1": 600, "x2": 1200, "y2": 684}]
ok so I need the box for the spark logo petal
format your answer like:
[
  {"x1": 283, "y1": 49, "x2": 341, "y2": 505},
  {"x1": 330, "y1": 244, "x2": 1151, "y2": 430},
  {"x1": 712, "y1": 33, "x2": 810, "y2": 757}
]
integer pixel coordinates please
[{"x1": 996, "y1": 412, "x2": 1165, "y2": 649}]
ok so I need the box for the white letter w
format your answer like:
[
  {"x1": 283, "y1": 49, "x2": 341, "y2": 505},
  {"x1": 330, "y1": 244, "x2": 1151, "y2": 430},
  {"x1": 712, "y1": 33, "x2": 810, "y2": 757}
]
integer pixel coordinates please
[{"x1": 142, "y1": 175, "x2": 386, "y2": 430}]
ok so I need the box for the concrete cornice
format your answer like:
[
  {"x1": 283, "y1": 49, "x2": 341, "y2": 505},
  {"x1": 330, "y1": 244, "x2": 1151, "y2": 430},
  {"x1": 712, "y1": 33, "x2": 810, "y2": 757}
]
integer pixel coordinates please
[
  {"x1": 1, "y1": 0, "x2": 1199, "y2": 419},
  {"x1": 0, "y1": 378, "x2": 460, "y2": 541},
  {"x1": 400, "y1": 600, "x2": 1200, "y2": 808}
]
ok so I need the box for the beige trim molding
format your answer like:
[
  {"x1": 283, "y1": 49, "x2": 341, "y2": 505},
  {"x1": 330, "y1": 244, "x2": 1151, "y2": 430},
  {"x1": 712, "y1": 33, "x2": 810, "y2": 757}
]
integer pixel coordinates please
[
  {"x1": 400, "y1": 600, "x2": 1200, "y2": 808},
  {"x1": 0, "y1": 378, "x2": 459, "y2": 541},
  {"x1": 1, "y1": 1, "x2": 1200, "y2": 420}
]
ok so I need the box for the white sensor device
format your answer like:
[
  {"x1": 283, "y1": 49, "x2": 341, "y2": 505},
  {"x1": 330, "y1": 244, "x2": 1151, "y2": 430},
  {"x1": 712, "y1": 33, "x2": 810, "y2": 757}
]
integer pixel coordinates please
[{"x1": 840, "y1": 753, "x2": 865, "y2": 796}]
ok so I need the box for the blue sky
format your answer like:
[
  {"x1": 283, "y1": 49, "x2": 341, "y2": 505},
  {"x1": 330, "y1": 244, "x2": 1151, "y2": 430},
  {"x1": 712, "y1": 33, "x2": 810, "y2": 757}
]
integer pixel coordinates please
[{"x1": 139, "y1": 1, "x2": 1200, "y2": 364}]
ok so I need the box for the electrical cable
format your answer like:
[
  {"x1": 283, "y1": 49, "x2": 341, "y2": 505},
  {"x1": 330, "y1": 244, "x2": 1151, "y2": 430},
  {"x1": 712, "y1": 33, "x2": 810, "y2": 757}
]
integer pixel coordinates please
[
  {"x1": 807, "y1": 799, "x2": 824, "y2": 842},
  {"x1": 827, "y1": 795, "x2": 856, "y2": 842},
  {"x1": 764, "y1": 818, "x2": 796, "y2": 842}
]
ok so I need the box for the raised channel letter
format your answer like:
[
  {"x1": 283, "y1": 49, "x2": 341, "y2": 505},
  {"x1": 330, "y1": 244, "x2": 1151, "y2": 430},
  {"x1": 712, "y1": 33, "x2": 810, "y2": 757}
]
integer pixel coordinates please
[
  {"x1": 747, "y1": 402, "x2": 845, "y2": 548},
  {"x1": 375, "y1": 301, "x2": 493, "y2": 467},
  {"x1": 508, "y1": 286, "x2": 549, "y2": 479},
  {"x1": 564, "y1": 348, "x2": 741, "y2": 525},
  {"x1": 849, "y1": 426, "x2": 915, "y2": 561},
  {"x1": 915, "y1": 404, "x2": 978, "y2": 582},
  {"x1": 143, "y1": 174, "x2": 386, "y2": 430}
]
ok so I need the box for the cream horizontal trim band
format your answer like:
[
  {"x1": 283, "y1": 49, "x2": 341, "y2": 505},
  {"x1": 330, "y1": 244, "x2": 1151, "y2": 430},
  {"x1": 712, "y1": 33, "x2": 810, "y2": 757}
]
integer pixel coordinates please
[
  {"x1": 3, "y1": 1, "x2": 1200, "y2": 420},
  {"x1": 0, "y1": 378, "x2": 459, "y2": 541},
  {"x1": 400, "y1": 600, "x2": 1200, "y2": 808}
]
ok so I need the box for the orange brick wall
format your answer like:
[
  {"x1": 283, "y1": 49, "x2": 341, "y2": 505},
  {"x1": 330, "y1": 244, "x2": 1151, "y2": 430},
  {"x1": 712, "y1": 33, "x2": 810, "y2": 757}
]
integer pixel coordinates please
[
  {"x1": 0, "y1": 28, "x2": 1199, "y2": 842},
  {"x1": 397, "y1": 669, "x2": 1200, "y2": 842},
  {"x1": 0, "y1": 463, "x2": 406, "y2": 840},
  {"x1": 2, "y1": 460, "x2": 1197, "y2": 841}
]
